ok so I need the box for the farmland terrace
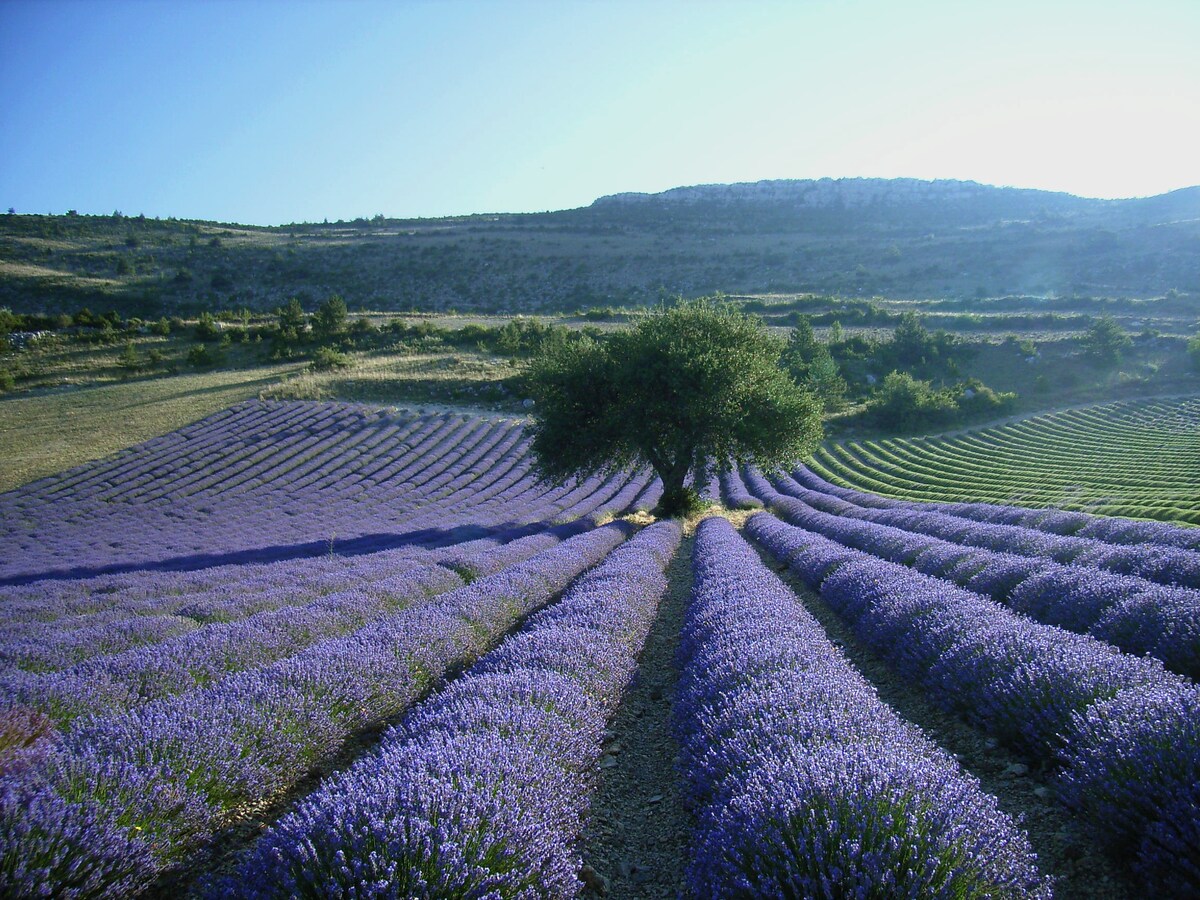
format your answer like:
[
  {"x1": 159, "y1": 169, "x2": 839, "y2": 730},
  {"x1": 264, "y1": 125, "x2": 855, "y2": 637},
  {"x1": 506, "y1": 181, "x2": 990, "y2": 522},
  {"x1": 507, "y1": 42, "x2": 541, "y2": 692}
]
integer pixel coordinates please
[{"x1": 0, "y1": 399, "x2": 1196, "y2": 898}]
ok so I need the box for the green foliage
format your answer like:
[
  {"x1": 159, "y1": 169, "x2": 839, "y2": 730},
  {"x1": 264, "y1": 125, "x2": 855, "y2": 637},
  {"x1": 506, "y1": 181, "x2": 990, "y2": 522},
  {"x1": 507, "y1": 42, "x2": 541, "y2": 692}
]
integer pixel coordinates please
[
  {"x1": 866, "y1": 372, "x2": 958, "y2": 431},
  {"x1": 187, "y1": 343, "x2": 224, "y2": 369},
  {"x1": 864, "y1": 371, "x2": 1016, "y2": 433},
  {"x1": 780, "y1": 316, "x2": 847, "y2": 411},
  {"x1": 494, "y1": 317, "x2": 572, "y2": 357},
  {"x1": 350, "y1": 316, "x2": 376, "y2": 337},
  {"x1": 311, "y1": 346, "x2": 351, "y2": 371},
  {"x1": 952, "y1": 379, "x2": 1018, "y2": 420},
  {"x1": 193, "y1": 312, "x2": 221, "y2": 341},
  {"x1": 276, "y1": 298, "x2": 307, "y2": 341},
  {"x1": 876, "y1": 312, "x2": 965, "y2": 378},
  {"x1": 116, "y1": 341, "x2": 142, "y2": 372},
  {"x1": 312, "y1": 295, "x2": 348, "y2": 344},
  {"x1": 0, "y1": 307, "x2": 20, "y2": 339},
  {"x1": 527, "y1": 297, "x2": 823, "y2": 516},
  {"x1": 0, "y1": 369, "x2": 14, "y2": 393},
  {"x1": 1082, "y1": 315, "x2": 1132, "y2": 366}
]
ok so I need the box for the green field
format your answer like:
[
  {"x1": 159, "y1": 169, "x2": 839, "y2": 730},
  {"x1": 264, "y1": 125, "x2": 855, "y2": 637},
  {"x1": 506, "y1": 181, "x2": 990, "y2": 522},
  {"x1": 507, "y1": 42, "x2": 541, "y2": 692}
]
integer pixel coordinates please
[
  {"x1": 811, "y1": 395, "x2": 1200, "y2": 524},
  {"x1": 0, "y1": 364, "x2": 301, "y2": 492}
]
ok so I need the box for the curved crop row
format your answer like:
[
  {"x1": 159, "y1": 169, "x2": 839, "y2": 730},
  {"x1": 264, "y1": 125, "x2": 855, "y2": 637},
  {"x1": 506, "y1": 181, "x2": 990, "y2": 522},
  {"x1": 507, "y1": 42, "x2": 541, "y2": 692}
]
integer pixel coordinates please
[
  {"x1": 792, "y1": 464, "x2": 1200, "y2": 551},
  {"x1": 752, "y1": 471, "x2": 1200, "y2": 678},
  {"x1": 769, "y1": 471, "x2": 1200, "y2": 590},
  {"x1": 748, "y1": 512, "x2": 1199, "y2": 894},
  {"x1": 676, "y1": 517, "x2": 1048, "y2": 897},
  {"x1": 0, "y1": 525, "x2": 600, "y2": 725},
  {"x1": 810, "y1": 396, "x2": 1200, "y2": 524},
  {"x1": 222, "y1": 520, "x2": 681, "y2": 898},
  {"x1": 748, "y1": 472, "x2": 1200, "y2": 676},
  {"x1": 0, "y1": 403, "x2": 648, "y2": 591},
  {"x1": 0, "y1": 524, "x2": 631, "y2": 898}
]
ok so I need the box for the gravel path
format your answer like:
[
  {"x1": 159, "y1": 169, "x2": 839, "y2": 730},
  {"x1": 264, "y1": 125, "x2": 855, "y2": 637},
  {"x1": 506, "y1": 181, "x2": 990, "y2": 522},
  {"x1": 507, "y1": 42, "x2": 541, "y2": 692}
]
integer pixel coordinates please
[{"x1": 578, "y1": 532, "x2": 695, "y2": 898}]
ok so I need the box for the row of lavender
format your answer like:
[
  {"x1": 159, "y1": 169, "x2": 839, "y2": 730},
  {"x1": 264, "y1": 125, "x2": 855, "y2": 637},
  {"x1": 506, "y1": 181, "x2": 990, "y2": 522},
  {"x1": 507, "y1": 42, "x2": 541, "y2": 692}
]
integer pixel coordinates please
[
  {"x1": 778, "y1": 468, "x2": 1200, "y2": 589},
  {"x1": 0, "y1": 408, "x2": 652, "y2": 592},
  {"x1": 0, "y1": 402, "x2": 660, "y2": 582},
  {"x1": 738, "y1": 468, "x2": 1200, "y2": 679},
  {"x1": 748, "y1": 511, "x2": 1200, "y2": 895},
  {"x1": 677, "y1": 518, "x2": 1050, "y2": 896},
  {"x1": 0, "y1": 405, "x2": 505, "y2": 578},
  {"x1": 0, "y1": 522, "x2": 637, "y2": 897},
  {"x1": 216, "y1": 520, "x2": 681, "y2": 897},
  {"x1": 792, "y1": 463, "x2": 1200, "y2": 552},
  {"x1": 0, "y1": 440, "x2": 644, "y2": 642},
  {"x1": 0, "y1": 529, "x2": 565, "y2": 727},
  {"x1": 0, "y1": 433, "x2": 651, "y2": 690}
]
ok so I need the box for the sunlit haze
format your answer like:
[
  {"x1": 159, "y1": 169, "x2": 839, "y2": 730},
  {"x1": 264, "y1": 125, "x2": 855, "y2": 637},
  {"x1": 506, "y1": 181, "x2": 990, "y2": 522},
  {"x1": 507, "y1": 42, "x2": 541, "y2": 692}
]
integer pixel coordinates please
[{"x1": 2, "y1": 0, "x2": 1197, "y2": 224}]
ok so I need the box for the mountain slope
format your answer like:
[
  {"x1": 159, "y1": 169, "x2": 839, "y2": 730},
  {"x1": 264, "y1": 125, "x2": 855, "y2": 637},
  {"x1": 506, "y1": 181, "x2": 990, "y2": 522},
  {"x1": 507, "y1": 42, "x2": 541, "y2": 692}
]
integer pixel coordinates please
[{"x1": 1, "y1": 179, "x2": 1197, "y2": 315}]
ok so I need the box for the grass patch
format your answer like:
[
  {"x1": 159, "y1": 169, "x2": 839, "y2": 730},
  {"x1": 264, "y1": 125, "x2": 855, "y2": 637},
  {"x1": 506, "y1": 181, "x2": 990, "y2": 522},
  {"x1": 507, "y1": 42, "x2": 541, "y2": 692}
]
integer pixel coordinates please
[
  {"x1": 0, "y1": 363, "x2": 301, "y2": 492},
  {"x1": 260, "y1": 351, "x2": 523, "y2": 408}
]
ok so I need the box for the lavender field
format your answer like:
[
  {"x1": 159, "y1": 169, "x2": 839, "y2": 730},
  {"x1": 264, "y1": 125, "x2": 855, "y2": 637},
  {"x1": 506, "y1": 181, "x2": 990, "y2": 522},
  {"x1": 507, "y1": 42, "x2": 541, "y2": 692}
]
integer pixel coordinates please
[{"x1": 1, "y1": 399, "x2": 1197, "y2": 898}]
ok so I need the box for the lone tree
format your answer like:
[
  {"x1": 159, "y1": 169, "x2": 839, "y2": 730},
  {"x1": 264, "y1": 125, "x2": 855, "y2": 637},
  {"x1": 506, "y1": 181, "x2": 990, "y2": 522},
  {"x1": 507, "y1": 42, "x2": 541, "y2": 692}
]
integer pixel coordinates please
[
  {"x1": 312, "y1": 294, "x2": 349, "y2": 344},
  {"x1": 527, "y1": 297, "x2": 823, "y2": 516},
  {"x1": 1082, "y1": 314, "x2": 1132, "y2": 367}
]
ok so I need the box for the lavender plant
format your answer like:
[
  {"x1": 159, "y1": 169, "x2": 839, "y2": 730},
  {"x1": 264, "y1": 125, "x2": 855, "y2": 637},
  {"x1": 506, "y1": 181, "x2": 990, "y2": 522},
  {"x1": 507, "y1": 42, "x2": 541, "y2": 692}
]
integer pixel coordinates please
[
  {"x1": 221, "y1": 521, "x2": 681, "y2": 898},
  {"x1": 677, "y1": 517, "x2": 1049, "y2": 898}
]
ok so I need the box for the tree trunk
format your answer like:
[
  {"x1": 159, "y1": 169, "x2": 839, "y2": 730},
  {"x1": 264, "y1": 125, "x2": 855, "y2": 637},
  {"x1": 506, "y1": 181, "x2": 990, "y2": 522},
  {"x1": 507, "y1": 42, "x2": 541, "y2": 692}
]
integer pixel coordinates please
[{"x1": 654, "y1": 449, "x2": 697, "y2": 517}]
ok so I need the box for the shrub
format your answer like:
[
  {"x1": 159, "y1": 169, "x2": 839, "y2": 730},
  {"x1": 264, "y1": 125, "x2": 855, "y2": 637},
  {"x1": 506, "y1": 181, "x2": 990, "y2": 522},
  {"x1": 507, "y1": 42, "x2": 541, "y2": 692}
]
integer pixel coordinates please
[
  {"x1": 311, "y1": 347, "x2": 351, "y2": 372},
  {"x1": 866, "y1": 372, "x2": 957, "y2": 431},
  {"x1": 312, "y1": 295, "x2": 348, "y2": 344},
  {"x1": 1082, "y1": 315, "x2": 1132, "y2": 367},
  {"x1": 187, "y1": 344, "x2": 223, "y2": 368},
  {"x1": 193, "y1": 313, "x2": 221, "y2": 341}
]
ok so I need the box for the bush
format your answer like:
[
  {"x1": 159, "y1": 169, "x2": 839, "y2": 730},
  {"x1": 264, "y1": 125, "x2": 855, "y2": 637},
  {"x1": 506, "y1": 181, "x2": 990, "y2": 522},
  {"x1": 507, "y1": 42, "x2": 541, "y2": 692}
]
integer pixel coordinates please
[
  {"x1": 311, "y1": 347, "x2": 351, "y2": 371},
  {"x1": 194, "y1": 312, "x2": 221, "y2": 341},
  {"x1": 276, "y1": 299, "x2": 307, "y2": 342},
  {"x1": 312, "y1": 295, "x2": 348, "y2": 344},
  {"x1": 1082, "y1": 315, "x2": 1132, "y2": 367},
  {"x1": 866, "y1": 372, "x2": 958, "y2": 431},
  {"x1": 864, "y1": 372, "x2": 1017, "y2": 433},
  {"x1": 187, "y1": 344, "x2": 224, "y2": 368},
  {"x1": 116, "y1": 341, "x2": 142, "y2": 372},
  {"x1": 495, "y1": 318, "x2": 573, "y2": 357}
]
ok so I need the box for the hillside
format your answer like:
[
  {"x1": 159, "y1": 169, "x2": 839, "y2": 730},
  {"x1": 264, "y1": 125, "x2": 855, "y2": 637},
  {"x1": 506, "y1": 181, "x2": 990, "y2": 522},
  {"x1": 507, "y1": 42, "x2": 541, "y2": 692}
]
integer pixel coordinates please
[{"x1": 2, "y1": 178, "x2": 1198, "y2": 317}]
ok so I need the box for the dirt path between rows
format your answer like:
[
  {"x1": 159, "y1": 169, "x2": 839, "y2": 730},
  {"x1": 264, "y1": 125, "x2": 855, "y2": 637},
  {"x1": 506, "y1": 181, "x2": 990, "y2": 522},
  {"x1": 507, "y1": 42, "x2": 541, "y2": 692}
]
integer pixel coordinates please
[{"x1": 578, "y1": 532, "x2": 695, "y2": 898}]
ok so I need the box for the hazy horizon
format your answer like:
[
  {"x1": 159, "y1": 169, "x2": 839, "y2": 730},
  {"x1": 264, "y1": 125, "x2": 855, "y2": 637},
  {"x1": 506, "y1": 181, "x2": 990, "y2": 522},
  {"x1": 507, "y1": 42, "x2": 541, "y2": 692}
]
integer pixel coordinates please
[
  {"x1": 7, "y1": 175, "x2": 1200, "y2": 229},
  {"x1": 3, "y1": 0, "x2": 1197, "y2": 225}
]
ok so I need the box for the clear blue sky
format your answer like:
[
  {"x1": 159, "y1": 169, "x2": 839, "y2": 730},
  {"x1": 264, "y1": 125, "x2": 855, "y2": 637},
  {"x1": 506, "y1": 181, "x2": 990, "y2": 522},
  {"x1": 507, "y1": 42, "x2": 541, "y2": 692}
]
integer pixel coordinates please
[{"x1": 2, "y1": 0, "x2": 1197, "y2": 225}]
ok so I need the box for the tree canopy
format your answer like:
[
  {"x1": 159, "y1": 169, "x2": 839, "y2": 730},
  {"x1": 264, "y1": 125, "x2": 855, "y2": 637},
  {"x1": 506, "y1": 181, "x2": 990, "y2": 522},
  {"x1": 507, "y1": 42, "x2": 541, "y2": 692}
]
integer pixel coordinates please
[
  {"x1": 1082, "y1": 314, "x2": 1132, "y2": 367},
  {"x1": 527, "y1": 298, "x2": 823, "y2": 516}
]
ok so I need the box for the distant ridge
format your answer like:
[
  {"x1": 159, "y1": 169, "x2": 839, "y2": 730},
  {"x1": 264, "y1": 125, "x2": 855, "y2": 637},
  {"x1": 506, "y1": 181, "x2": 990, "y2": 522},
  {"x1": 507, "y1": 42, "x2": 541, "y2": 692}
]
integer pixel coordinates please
[
  {"x1": 2, "y1": 177, "x2": 1198, "y2": 313},
  {"x1": 592, "y1": 177, "x2": 1198, "y2": 211},
  {"x1": 594, "y1": 177, "x2": 1085, "y2": 208}
]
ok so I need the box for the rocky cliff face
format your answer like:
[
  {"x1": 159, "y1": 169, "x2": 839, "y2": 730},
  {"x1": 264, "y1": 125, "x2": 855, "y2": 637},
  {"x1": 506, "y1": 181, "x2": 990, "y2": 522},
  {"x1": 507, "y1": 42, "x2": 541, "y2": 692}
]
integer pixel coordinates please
[{"x1": 594, "y1": 177, "x2": 1089, "y2": 209}]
